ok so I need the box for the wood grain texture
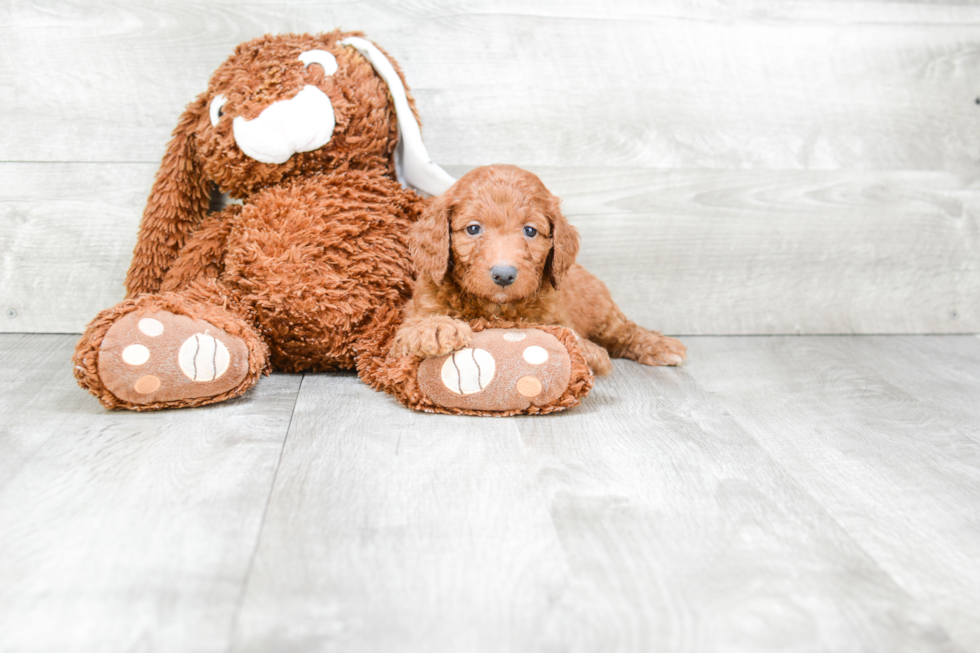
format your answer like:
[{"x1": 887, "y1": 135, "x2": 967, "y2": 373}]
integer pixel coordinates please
[
  {"x1": 2, "y1": 334, "x2": 978, "y2": 651},
  {"x1": 0, "y1": 334, "x2": 302, "y2": 653},
  {"x1": 0, "y1": 335, "x2": 82, "y2": 494},
  {"x1": 0, "y1": 163, "x2": 152, "y2": 333},
  {"x1": 4, "y1": 162, "x2": 976, "y2": 335},
  {"x1": 826, "y1": 335, "x2": 980, "y2": 438},
  {"x1": 3, "y1": 0, "x2": 979, "y2": 335},
  {"x1": 2, "y1": 0, "x2": 980, "y2": 169},
  {"x1": 230, "y1": 362, "x2": 959, "y2": 653},
  {"x1": 531, "y1": 167, "x2": 980, "y2": 335},
  {"x1": 512, "y1": 361, "x2": 959, "y2": 653},
  {"x1": 229, "y1": 373, "x2": 570, "y2": 653},
  {"x1": 687, "y1": 335, "x2": 980, "y2": 650}
]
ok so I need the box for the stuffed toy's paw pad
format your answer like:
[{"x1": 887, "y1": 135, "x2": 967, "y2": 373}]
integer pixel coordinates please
[
  {"x1": 417, "y1": 328, "x2": 571, "y2": 412},
  {"x1": 98, "y1": 310, "x2": 250, "y2": 405}
]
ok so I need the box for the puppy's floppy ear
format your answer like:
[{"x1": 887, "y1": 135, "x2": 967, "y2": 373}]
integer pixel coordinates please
[
  {"x1": 543, "y1": 194, "x2": 580, "y2": 290},
  {"x1": 124, "y1": 95, "x2": 213, "y2": 299},
  {"x1": 410, "y1": 191, "x2": 454, "y2": 285}
]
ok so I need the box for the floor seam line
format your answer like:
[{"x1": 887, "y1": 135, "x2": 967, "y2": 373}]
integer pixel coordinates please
[{"x1": 225, "y1": 372, "x2": 305, "y2": 653}]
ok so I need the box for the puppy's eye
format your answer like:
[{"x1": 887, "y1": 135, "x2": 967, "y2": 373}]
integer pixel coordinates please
[
  {"x1": 466, "y1": 224, "x2": 482, "y2": 236},
  {"x1": 523, "y1": 226, "x2": 538, "y2": 238}
]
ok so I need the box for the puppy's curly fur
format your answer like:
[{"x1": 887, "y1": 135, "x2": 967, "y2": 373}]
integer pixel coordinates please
[{"x1": 393, "y1": 164, "x2": 686, "y2": 373}]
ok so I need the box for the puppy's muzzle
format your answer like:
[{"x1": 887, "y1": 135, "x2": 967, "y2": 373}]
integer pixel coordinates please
[{"x1": 490, "y1": 265, "x2": 518, "y2": 288}]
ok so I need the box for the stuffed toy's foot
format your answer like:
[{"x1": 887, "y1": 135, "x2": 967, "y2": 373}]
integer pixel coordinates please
[
  {"x1": 417, "y1": 328, "x2": 572, "y2": 412},
  {"x1": 356, "y1": 317, "x2": 594, "y2": 416},
  {"x1": 377, "y1": 321, "x2": 589, "y2": 416},
  {"x1": 74, "y1": 295, "x2": 268, "y2": 411},
  {"x1": 98, "y1": 310, "x2": 250, "y2": 405}
]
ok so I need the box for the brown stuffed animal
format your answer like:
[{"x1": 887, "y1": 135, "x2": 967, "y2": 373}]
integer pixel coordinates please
[{"x1": 73, "y1": 31, "x2": 593, "y2": 416}]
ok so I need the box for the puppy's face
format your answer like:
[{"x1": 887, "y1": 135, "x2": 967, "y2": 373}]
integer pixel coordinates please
[
  {"x1": 449, "y1": 184, "x2": 554, "y2": 303},
  {"x1": 411, "y1": 165, "x2": 580, "y2": 303}
]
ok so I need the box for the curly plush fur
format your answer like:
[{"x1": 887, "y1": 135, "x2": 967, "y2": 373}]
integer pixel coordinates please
[
  {"x1": 124, "y1": 32, "x2": 413, "y2": 299},
  {"x1": 75, "y1": 32, "x2": 426, "y2": 409},
  {"x1": 73, "y1": 32, "x2": 594, "y2": 415}
]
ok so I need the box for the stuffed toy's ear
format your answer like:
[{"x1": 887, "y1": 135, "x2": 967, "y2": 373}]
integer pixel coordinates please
[
  {"x1": 124, "y1": 96, "x2": 212, "y2": 298},
  {"x1": 340, "y1": 37, "x2": 456, "y2": 197},
  {"x1": 543, "y1": 195, "x2": 580, "y2": 290},
  {"x1": 410, "y1": 191, "x2": 453, "y2": 285}
]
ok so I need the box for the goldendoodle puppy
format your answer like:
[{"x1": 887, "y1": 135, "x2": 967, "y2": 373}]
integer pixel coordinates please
[{"x1": 393, "y1": 164, "x2": 686, "y2": 373}]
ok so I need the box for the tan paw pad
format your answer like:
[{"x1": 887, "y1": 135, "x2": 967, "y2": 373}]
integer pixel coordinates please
[
  {"x1": 98, "y1": 310, "x2": 249, "y2": 405},
  {"x1": 134, "y1": 375, "x2": 161, "y2": 394},
  {"x1": 418, "y1": 328, "x2": 571, "y2": 412},
  {"x1": 516, "y1": 376, "x2": 542, "y2": 397}
]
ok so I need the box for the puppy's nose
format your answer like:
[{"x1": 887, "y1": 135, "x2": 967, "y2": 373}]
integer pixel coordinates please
[{"x1": 490, "y1": 265, "x2": 518, "y2": 287}]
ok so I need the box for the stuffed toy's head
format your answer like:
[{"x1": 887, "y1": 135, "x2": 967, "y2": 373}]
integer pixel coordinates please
[
  {"x1": 195, "y1": 31, "x2": 407, "y2": 195},
  {"x1": 168, "y1": 30, "x2": 455, "y2": 197},
  {"x1": 126, "y1": 30, "x2": 454, "y2": 298}
]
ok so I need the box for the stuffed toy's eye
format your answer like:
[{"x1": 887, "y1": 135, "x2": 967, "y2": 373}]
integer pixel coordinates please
[
  {"x1": 466, "y1": 224, "x2": 482, "y2": 236},
  {"x1": 523, "y1": 226, "x2": 538, "y2": 238},
  {"x1": 299, "y1": 50, "x2": 339, "y2": 75},
  {"x1": 209, "y1": 94, "x2": 227, "y2": 127}
]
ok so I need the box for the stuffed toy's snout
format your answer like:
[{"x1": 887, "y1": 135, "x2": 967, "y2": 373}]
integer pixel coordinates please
[{"x1": 226, "y1": 84, "x2": 336, "y2": 164}]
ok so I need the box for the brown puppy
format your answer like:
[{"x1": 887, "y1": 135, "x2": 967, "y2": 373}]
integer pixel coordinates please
[{"x1": 393, "y1": 164, "x2": 686, "y2": 374}]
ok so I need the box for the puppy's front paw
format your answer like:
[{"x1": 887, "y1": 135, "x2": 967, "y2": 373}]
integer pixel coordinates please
[
  {"x1": 629, "y1": 332, "x2": 687, "y2": 367},
  {"x1": 392, "y1": 316, "x2": 474, "y2": 358}
]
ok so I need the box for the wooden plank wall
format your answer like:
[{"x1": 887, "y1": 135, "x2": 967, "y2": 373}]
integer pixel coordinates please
[{"x1": 1, "y1": 0, "x2": 978, "y2": 335}]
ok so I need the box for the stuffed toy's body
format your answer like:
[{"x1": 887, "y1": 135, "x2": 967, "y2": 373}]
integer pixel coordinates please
[{"x1": 73, "y1": 32, "x2": 593, "y2": 415}]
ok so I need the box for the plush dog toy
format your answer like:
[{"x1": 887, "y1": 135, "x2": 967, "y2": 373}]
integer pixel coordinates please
[{"x1": 73, "y1": 31, "x2": 593, "y2": 416}]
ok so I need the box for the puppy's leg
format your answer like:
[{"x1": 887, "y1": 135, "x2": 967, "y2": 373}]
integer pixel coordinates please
[
  {"x1": 599, "y1": 316, "x2": 686, "y2": 367},
  {"x1": 578, "y1": 338, "x2": 613, "y2": 375},
  {"x1": 565, "y1": 265, "x2": 686, "y2": 367},
  {"x1": 391, "y1": 314, "x2": 474, "y2": 358},
  {"x1": 618, "y1": 323, "x2": 686, "y2": 367}
]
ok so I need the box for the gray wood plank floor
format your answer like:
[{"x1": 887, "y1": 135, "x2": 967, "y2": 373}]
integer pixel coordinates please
[{"x1": 2, "y1": 333, "x2": 978, "y2": 652}]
